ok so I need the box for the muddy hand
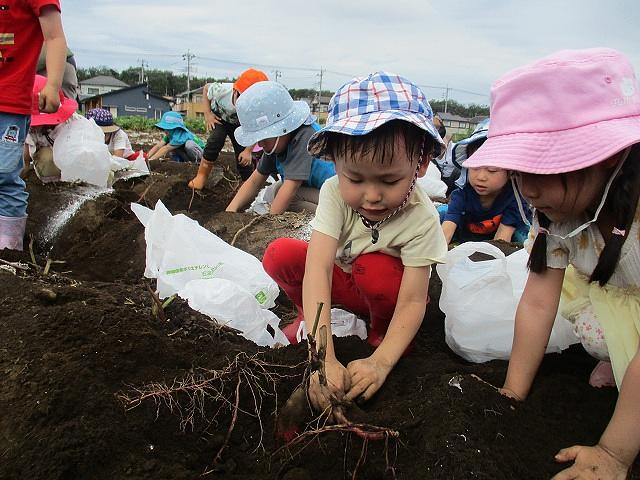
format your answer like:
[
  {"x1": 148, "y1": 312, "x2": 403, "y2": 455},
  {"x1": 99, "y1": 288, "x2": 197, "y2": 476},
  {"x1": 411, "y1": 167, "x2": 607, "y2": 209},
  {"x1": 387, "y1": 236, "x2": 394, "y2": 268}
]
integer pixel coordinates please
[
  {"x1": 308, "y1": 359, "x2": 350, "y2": 423},
  {"x1": 345, "y1": 356, "x2": 391, "y2": 403},
  {"x1": 498, "y1": 386, "x2": 523, "y2": 402},
  {"x1": 38, "y1": 84, "x2": 61, "y2": 113},
  {"x1": 552, "y1": 444, "x2": 630, "y2": 479}
]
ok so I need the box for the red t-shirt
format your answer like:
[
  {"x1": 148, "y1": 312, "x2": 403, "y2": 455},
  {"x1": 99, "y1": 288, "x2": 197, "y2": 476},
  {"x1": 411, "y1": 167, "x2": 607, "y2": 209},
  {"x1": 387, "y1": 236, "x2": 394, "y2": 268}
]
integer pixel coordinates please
[{"x1": 0, "y1": 0, "x2": 61, "y2": 115}]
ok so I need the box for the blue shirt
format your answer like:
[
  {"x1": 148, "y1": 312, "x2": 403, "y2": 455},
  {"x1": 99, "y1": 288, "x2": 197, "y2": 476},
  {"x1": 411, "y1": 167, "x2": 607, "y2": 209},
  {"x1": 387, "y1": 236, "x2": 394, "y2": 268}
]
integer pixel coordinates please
[
  {"x1": 444, "y1": 183, "x2": 531, "y2": 239},
  {"x1": 257, "y1": 123, "x2": 335, "y2": 188},
  {"x1": 163, "y1": 127, "x2": 201, "y2": 148}
]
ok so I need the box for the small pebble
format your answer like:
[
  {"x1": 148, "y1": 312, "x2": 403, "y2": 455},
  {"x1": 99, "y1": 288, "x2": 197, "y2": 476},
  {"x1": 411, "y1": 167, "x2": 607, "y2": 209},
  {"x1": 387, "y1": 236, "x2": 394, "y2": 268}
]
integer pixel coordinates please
[{"x1": 36, "y1": 288, "x2": 57, "y2": 304}]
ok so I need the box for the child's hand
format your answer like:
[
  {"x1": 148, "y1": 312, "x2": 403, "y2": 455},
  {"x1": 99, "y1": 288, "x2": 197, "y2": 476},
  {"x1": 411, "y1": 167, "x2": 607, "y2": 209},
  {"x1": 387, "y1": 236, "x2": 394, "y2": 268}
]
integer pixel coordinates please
[
  {"x1": 237, "y1": 149, "x2": 252, "y2": 167},
  {"x1": 204, "y1": 111, "x2": 221, "y2": 132},
  {"x1": 344, "y1": 356, "x2": 393, "y2": 403},
  {"x1": 552, "y1": 444, "x2": 630, "y2": 480},
  {"x1": 38, "y1": 83, "x2": 61, "y2": 113},
  {"x1": 498, "y1": 387, "x2": 523, "y2": 401},
  {"x1": 308, "y1": 359, "x2": 350, "y2": 422}
]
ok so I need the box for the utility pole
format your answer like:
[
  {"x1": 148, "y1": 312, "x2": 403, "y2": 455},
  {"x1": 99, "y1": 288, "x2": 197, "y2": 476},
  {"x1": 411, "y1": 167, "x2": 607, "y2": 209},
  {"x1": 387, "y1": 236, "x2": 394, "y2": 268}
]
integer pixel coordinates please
[
  {"x1": 444, "y1": 84, "x2": 451, "y2": 113},
  {"x1": 317, "y1": 67, "x2": 324, "y2": 108},
  {"x1": 138, "y1": 59, "x2": 148, "y2": 84},
  {"x1": 183, "y1": 50, "x2": 196, "y2": 92},
  {"x1": 273, "y1": 70, "x2": 282, "y2": 83}
]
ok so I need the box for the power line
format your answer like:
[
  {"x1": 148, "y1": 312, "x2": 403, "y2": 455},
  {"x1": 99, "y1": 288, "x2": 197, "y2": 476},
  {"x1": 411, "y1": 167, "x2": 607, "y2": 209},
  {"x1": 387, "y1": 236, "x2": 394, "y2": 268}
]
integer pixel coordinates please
[{"x1": 74, "y1": 47, "x2": 489, "y2": 102}]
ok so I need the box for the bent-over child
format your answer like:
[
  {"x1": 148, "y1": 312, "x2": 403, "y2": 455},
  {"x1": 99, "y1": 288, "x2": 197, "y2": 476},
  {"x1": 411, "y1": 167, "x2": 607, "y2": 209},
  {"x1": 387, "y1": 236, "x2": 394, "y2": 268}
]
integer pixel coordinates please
[
  {"x1": 465, "y1": 48, "x2": 640, "y2": 479},
  {"x1": 226, "y1": 81, "x2": 336, "y2": 214},
  {"x1": 24, "y1": 74, "x2": 79, "y2": 183},
  {"x1": 188, "y1": 68, "x2": 268, "y2": 188},
  {"x1": 148, "y1": 112, "x2": 204, "y2": 163},
  {"x1": 261, "y1": 73, "x2": 447, "y2": 416}
]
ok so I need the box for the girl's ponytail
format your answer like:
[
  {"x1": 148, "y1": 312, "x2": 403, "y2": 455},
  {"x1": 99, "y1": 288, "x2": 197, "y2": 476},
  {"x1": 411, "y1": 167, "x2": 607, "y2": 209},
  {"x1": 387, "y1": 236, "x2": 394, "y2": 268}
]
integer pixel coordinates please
[
  {"x1": 527, "y1": 213, "x2": 551, "y2": 273},
  {"x1": 590, "y1": 144, "x2": 640, "y2": 285}
]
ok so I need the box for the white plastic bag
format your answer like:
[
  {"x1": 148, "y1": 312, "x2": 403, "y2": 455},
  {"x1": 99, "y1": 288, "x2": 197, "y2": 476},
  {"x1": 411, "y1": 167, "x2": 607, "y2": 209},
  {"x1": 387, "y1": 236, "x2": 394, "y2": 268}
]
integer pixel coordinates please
[
  {"x1": 247, "y1": 175, "x2": 277, "y2": 215},
  {"x1": 52, "y1": 117, "x2": 112, "y2": 187},
  {"x1": 294, "y1": 308, "x2": 368, "y2": 343},
  {"x1": 112, "y1": 151, "x2": 150, "y2": 182},
  {"x1": 131, "y1": 200, "x2": 280, "y2": 307},
  {"x1": 179, "y1": 279, "x2": 288, "y2": 347},
  {"x1": 436, "y1": 242, "x2": 578, "y2": 363},
  {"x1": 417, "y1": 163, "x2": 448, "y2": 199}
]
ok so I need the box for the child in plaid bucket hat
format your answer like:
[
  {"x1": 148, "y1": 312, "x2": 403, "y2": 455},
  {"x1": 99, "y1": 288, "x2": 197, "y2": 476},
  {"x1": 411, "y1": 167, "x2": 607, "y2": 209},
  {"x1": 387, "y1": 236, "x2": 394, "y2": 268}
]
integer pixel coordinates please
[
  {"x1": 262, "y1": 72, "x2": 448, "y2": 420},
  {"x1": 464, "y1": 48, "x2": 640, "y2": 478}
]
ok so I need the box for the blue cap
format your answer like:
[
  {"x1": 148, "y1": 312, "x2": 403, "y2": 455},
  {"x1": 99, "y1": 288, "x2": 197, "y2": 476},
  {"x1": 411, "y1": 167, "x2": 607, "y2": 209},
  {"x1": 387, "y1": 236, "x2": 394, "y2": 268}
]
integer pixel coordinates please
[{"x1": 155, "y1": 111, "x2": 188, "y2": 131}]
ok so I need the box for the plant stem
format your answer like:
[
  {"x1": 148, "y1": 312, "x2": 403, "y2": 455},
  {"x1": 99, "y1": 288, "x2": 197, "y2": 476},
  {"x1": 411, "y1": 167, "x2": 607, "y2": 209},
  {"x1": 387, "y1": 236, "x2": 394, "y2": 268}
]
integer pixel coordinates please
[{"x1": 311, "y1": 302, "x2": 324, "y2": 338}]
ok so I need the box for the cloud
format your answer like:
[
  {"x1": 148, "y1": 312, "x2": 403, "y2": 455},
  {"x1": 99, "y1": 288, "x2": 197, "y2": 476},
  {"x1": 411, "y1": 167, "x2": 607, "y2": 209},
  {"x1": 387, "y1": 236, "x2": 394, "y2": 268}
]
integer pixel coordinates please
[{"x1": 60, "y1": 0, "x2": 640, "y2": 104}]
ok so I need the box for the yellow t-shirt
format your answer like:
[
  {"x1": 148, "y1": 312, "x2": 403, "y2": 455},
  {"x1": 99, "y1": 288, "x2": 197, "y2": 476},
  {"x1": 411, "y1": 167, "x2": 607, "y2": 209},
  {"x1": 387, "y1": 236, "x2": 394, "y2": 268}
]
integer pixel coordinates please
[{"x1": 310, "y1": 176, "x2": 448, "y2": 273}]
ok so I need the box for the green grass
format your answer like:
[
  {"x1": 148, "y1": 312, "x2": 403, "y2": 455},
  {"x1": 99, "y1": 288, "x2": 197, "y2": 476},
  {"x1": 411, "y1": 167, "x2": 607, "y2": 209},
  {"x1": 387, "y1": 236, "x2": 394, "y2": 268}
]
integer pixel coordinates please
[{"x1": 114, "y1": 116, "x2": 206, "y2": 134}]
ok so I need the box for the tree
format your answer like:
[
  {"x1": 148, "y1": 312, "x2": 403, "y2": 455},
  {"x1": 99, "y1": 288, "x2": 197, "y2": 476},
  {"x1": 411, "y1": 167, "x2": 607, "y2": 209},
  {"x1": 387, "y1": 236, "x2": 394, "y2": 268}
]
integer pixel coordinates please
[
  {"x1": 77, "y1": 65, "x2": 236, "y2": 97},
  {"x1": 289, "y1": 88, "x2": 333, "y2": 100},
  {"x1": 76, "y1": 66, "x2": 120, "y2": 82},
  {"x1": 429, "y1": 99, "x2": 489, "y2": 118}
]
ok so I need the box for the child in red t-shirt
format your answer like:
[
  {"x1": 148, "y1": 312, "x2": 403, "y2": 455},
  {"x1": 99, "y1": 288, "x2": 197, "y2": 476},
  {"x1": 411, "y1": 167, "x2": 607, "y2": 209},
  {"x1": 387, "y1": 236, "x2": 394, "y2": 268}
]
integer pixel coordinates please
[{"x1": 0, "y1": 1, "x2": 68, "y2": 250}]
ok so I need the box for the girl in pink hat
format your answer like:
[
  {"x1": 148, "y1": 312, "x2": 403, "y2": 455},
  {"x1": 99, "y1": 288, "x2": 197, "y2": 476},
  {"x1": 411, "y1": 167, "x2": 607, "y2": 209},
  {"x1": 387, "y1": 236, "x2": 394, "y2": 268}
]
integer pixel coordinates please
[
  {"x1": 465, "y1": 48, "x2": 640, "y2": 479},
  {"x1": 24, "y1": 74, "x2": 80, "y2": 183}
]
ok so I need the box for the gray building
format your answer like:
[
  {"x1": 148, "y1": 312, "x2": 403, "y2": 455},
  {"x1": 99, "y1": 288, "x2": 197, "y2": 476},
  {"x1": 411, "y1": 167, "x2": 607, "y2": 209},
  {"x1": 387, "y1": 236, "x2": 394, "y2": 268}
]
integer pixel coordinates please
[
  {"x1": 81, "y1": 84, "x2": 173, "y2": 120},
  {"x1": 79, "y1": 75, "x2": 129, "y2": 98}
]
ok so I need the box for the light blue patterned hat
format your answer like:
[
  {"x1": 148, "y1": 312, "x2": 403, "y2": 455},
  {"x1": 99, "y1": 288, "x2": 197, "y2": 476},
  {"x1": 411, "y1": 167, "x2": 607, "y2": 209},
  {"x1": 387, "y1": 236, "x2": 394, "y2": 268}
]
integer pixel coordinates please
[
  {"x1": 452, "y1": 118, "x2": 490, "y2": 169},
  {"x1": 308, "y1": 71, "x2": 444, "y2": 155},
  {"x1": 234, "y1": 81, "x2": 313, "y2": 146}
]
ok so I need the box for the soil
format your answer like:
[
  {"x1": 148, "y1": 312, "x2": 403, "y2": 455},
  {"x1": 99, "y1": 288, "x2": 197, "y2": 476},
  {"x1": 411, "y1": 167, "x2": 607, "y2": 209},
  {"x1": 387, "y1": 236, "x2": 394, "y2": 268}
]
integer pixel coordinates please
[{"x1": 0, "y1": 151, "x2": 636, "y2": 480}]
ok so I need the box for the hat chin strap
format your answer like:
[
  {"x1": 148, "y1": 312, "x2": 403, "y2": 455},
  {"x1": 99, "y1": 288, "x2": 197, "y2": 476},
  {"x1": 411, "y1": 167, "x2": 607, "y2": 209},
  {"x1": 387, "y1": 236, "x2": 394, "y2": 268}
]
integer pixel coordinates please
[
  {"x1": 512, "y1": 147, "x2": 631, "y2": 240},
  {"x1": 266, "y1": 136, "x2": 280, "y2": 155}
]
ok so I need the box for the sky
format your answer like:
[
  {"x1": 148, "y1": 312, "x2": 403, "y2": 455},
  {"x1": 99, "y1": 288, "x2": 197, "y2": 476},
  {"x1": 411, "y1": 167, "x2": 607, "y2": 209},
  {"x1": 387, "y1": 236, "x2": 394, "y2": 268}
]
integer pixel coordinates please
[{"x1": 61, "y1": 0, "x2": 639, "y2": 105}]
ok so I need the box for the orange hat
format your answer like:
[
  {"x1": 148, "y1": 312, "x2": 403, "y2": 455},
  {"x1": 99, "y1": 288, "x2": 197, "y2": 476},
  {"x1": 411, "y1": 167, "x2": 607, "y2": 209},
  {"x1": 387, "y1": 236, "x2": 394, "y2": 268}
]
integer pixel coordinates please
[{"x1": 233, "y1": 68, "x2": 268, "y2": 94}]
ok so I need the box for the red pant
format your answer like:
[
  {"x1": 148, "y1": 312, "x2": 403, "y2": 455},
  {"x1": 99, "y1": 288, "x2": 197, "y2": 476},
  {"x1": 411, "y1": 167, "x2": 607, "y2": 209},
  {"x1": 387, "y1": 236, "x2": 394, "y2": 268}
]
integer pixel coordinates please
[{"x1": 262, "y1": 237, "x2": 407, "y2": 344}]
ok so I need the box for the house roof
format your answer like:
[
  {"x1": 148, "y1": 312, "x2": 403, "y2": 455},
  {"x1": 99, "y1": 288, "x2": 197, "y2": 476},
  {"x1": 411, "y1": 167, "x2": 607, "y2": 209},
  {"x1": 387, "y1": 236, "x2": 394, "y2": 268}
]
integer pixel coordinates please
[
  {"x1": 177, "y1": 86, "x2": 206, "y2": 97},
  {"x1": 436, "y1": 111, "x2": 470, "y2": 122},
  {"x1": 468, "y1": 115, "x2": 489, "y2": 124},
  {"x1": 80, "y1": 75, "x2": 129, "y2": 88},
  {"x1": 79, "y1": 83, "x2": 172, "y2": 104}
]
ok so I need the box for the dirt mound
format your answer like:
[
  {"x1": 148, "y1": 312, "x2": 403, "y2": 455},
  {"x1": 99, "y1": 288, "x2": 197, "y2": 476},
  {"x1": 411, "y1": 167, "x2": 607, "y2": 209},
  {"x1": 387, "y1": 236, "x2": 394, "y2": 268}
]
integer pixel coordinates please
[{"x1": 0, "y1": 155, "x2": 634, "y2": 479}]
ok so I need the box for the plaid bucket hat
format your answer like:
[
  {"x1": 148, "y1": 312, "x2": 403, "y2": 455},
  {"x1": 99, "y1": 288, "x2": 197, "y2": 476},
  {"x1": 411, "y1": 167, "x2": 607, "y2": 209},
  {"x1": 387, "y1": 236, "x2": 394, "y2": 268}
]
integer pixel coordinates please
[
  {"x1": 307, "y1": 71, "x2": 444, "y2": 155},
  {"x1": 465, "y1": 48, "x2": 640, "y2": 174}
]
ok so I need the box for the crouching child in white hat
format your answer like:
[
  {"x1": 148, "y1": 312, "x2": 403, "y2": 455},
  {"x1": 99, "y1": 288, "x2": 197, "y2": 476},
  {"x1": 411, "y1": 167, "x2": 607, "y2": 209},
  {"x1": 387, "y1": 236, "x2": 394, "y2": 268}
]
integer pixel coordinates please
[{"x1": 225, "y1": 81, "x2": 336, "y2": 214}]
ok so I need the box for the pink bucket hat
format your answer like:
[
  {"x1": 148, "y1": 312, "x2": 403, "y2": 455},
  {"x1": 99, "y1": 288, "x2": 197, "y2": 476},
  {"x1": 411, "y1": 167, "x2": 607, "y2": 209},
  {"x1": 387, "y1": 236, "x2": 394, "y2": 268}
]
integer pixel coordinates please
[
  {"x1": 30, "y1": 75, "x2": 78, "y2": 127},
  {"x1": 465, "y1": 48, "x2": 640, "y2": 174}
]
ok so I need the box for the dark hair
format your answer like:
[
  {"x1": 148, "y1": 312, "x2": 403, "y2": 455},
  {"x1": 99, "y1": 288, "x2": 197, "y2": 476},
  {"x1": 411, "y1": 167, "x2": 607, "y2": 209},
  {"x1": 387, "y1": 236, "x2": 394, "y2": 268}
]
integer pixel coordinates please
[
  {"x1": 311, "y1": 120, "x2": 434, "y2": 166},
  {"x1": 528, "y1": 144, "x2": 640, "y2": 285},
  {"x1": 433, "y1": 114, "x2": 447, "y2": 143}
]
